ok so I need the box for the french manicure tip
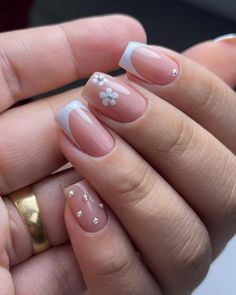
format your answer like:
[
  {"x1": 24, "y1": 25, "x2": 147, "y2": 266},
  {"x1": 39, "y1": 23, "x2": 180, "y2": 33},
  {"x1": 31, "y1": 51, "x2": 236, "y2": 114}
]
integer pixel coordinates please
[
  {"x1": 214, "y1": 33, "x2": 236, "y2": 42},
  {"x1": 55, "y1": 100, "x2": 87, "y2": 125},
  {"x1": 119, "y1": 41, "x2": 146, "y2": 68}
]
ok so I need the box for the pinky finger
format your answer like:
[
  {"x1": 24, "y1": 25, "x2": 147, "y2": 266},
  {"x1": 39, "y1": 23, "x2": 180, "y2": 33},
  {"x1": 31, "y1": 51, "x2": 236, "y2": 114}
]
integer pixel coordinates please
[{"x1": 64, "y1": 180, "x2": 160, "y2": 295}]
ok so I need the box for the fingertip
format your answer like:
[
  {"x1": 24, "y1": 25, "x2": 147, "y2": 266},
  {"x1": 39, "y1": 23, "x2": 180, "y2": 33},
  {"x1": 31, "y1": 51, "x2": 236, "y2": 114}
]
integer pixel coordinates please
[{"x1": 109, "y1": 14, "x2": 147, "y2": 44}]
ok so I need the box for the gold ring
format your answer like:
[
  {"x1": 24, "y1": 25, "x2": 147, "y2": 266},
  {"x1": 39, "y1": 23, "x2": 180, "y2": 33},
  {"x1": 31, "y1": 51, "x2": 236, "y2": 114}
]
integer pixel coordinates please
[{"x1": 8, "y1": 186, "x2": 50, "y2": 254}]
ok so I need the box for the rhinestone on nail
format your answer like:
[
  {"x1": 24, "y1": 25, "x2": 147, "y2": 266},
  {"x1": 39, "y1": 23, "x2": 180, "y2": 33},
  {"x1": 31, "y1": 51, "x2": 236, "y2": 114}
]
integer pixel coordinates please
[
  {"x1": 82, "y1": 194, "x2": 89, "y2": 202},
  {"x1": 67, "y1": 190, "x2": 75, "y2": 197},
  {"x1": 172, "y1": 68, "x2": 178, "y2": 77},
  {"x1": 98, "y1": 203, "x2": 104, "y2": 209},
  {"x1": 93, "y1": 217, "x2": 99, "y2": 224},
  {"x1": 77, "y1": 210, "x2": 83, "y2": 218}
]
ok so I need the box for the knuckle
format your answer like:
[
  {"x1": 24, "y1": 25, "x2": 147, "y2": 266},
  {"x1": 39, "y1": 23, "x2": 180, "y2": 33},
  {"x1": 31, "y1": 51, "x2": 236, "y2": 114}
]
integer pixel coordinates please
[
  {"x1": 48, "y1": 249, "x2": 73, "y2": 294},
  {"x1": 0, "y1": 154, "x2": 12, "y2": 195},
  {"x1": 195, "y1": 72, "x2": 224, "y2": 113},
  {"x1": 174, "y1": 225, "x2": 211, "y2": 287},
  {"x1": 109, "y1": 160, "x2": 155, "y2": 205},
  {"x1": 92, "y1": 248, "x2": 135, "y2": 280},
  {"x1": 158, "y1": 112, "x2": 197, "y2": 158},
  {"x1": 223, "y1": 177, "x2": 236, "y2": 225},
  {"x1": 0, "y1": 47, "x2": 22, "y2": 102}
]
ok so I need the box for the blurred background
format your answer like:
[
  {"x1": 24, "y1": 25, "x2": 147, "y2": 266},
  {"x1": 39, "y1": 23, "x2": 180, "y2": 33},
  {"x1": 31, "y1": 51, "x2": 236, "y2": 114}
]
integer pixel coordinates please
[
  {"x1": 0, "y1": 0, "x2": 236, "y2": 50},
  {"x1": 0, "y1": 0, "x2": 235, "y2": 294}
]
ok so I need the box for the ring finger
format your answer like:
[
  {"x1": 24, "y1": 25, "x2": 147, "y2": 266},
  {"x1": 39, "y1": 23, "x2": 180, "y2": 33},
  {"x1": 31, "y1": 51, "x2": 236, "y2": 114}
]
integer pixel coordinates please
[
  {"x1": 56, "y1": 103, "x2": 211, "y2": 294},
  {"x1": 3, "y1": 167, "x2": 80, "y2": 266}
]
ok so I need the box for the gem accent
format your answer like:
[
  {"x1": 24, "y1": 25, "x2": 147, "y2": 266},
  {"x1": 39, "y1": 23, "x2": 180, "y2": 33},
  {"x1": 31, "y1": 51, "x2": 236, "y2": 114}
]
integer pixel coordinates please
[
  {"x1": 172, "y1": 68, "x2": 178, "y2": 77},
  {"x1": 93, "y1": 217, "x2": 99, "y2": 224},
  {"x1": 67, "y1": 190, "x2": 75, "y2": 197},
  {"x1": 77, "y1": 210, "x2": 83, "y2": 218},
  {"x1": 82, "y1": 193, "x2": 89, "y2": 202},
  {"x1": 98, "y1": 203, "x2": 104, "y2": 209}
]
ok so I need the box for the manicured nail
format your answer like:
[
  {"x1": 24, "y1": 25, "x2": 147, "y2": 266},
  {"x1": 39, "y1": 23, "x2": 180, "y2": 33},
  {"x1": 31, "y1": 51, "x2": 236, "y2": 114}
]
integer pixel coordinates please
[
  {"x1": 56, "y1": 101, "x2": 114, "y2": 157},
  {"x1": 119, "y1": 42, "x2": 179, "y2": 85},
  {"x1": 81, "y1": 72, "x2": 147, "y2": 123},
  {"x1": 214, "y1": 33, "x2": 236, "y2": 43},
  {"x1": 65, "y1": 179, "x2": 107, "y2": 232}
]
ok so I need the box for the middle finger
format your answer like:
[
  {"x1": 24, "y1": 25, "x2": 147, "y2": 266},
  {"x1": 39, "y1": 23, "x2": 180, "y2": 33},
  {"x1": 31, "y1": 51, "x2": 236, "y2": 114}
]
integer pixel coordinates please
[{"x1": 81, "y1": 72, "x2": 236, "y2": 256}]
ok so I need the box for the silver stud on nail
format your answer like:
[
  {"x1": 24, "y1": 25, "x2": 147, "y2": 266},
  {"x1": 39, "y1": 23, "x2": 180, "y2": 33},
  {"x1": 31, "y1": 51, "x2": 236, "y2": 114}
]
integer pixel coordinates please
[
  {"x1": 93, "y1": 217, "x2": 99, "y2": 224},
  {"x1": 82, "y1": 194, "x2": 89, "y2": 202},
  {"x1": 172, "y1": 68, "x2": 178, "y2": 77},
  {"x1": 98, "y1": 203, "x2": 104, "y2": 209},
  {"x1": 67, "y1": 190, "x2": 75, "y2": 197},
  {"x1": 77, "y1": 210, "x2": 83, "y2": 218}
]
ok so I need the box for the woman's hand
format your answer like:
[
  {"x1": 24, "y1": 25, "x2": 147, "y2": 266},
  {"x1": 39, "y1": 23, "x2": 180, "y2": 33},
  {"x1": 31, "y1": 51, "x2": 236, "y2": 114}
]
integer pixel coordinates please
[
  {"x1": 0, "y1": 13, "x2": 235, "y2": 294},
  {"x1": 55, "y1": 40, "x2": 236, "y2": 294},
  {"x1": 0, "y1": 14, "x2": 146, "y2": 294}
]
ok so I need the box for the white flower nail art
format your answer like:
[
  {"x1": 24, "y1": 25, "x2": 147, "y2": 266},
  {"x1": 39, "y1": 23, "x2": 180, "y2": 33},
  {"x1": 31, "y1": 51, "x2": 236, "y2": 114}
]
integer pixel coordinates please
[
  {"x1": 92, "y1": 74, "x2": 107, "y2": 86},
  {"x1": 99, "y1": 88, "x2": 119, "y2": 106}
]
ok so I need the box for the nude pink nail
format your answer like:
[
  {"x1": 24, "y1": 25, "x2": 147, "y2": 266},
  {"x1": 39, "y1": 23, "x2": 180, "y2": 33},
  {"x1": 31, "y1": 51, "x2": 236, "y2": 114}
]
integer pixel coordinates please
[
  {"x1": 65, "y1": 179, "x2": 107, "y2": 233},
  {"x1": 56, "y1": 101, "x2": 114, "y2": 157},
  {"x1": 81, "y1": 72, "x2": 147, "y2": 123},
  {"x1": 119, "y1": 42, "x2": 179, "y2": 85}
]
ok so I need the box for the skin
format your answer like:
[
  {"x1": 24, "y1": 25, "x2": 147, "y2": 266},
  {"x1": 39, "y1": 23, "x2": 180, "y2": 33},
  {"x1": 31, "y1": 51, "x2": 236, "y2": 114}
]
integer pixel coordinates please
[{"x1": 0, "y1": 14, "x2": 235, "y2": 295}]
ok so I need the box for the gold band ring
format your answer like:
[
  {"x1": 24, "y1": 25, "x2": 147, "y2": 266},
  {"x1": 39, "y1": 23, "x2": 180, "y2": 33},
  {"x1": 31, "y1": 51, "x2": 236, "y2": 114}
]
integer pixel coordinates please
[{"x1": 8, "y1": 186, "x2": 50, "y2": 254}]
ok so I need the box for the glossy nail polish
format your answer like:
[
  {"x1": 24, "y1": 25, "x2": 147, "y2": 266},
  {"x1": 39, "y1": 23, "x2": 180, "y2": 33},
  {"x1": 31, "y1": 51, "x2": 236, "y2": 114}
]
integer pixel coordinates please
[
  {"x1": 56, "y1": 101, "x2": 114, "y2": 157},
  {"x1": 65, "y1": 179, "x2": 107, "y2": 232},
  {"x1": 214, "y1": 33, "x2": 236, "y2": 44},
  {"x1": 119, "y1": 42, "x2": 179, "y2": 85},
  {"x1": 81, "y1": 72, "x2": 147, "y2": 123}
]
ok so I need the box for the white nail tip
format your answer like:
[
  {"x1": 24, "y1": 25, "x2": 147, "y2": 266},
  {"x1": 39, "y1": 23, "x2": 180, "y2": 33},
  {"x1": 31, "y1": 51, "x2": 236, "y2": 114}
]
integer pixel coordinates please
[
  {"x1": 214, "y1": 33, "x2": 236, "y2": 42},
  {"x1": 119, "y1": 41, "x2": 149, "y2": 81},
  {"x1": 55, "y1": 100, "x2": 88, "y2": 141}
]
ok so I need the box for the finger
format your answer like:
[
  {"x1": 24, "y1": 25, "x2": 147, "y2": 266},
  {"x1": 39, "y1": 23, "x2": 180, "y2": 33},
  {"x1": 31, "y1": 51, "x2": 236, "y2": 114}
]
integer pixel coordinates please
[
  {"x1": 183, "y1": 34, "x2": 236, "y2": 87},
  {"x1": 0, "y1": 91, "x2": 76, "y2": 194},
  {"x1": 81, "y1": 72, "x2": 236, "y2": 256},
  {"x1": 56, "y1": 103, "x2": 211, "y2": 294},
  {"x1": 4, "y1": 168, "x2": 81, "y2": 267},
  {"x1": 0, "y1": 195, "x2": 14, "y2": 295},
  {"x1": 0, "y1": 14, "x2": 146, "y2": 112},
  {"x1": 11, "y1": 244, "x2": 86, "y2": 295},
  {"x1": 119, "y1": 42, "x2": 236, "y2": 152},
  {"x1": 64, "y1": 186, "x2": 160, "y2": 295},
  {"x1": 0, "y1": 267, "x2": 14, "y2": 295}
]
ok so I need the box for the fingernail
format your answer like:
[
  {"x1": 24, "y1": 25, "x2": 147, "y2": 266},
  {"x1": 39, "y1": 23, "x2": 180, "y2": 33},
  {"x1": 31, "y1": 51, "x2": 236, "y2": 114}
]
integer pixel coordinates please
[
  {"x1": 81, "y1": 72, "x2": 147, "y2": 123},
  {"x1": 214, "y1": 33, "x2": 236, "y2": 43},
  {"x1": 65, "y1": 179, "x2": 107, "y2": 233},
  {"x1": 56, "y1": 101, "x2": 114, "y2": 157},
  {"x1": 119, "y1": 42, "x2": 179, "y2": 85}
]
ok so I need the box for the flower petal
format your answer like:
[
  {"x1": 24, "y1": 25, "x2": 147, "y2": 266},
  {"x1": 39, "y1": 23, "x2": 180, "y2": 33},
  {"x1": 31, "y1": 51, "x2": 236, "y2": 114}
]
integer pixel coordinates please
[
  {"x1": 112, "y1": 92, "x2": 119, "y2": 99},
  {"x1": 93, "y1": 74, "x2": 98, "y2": 79},
  {"x1": 99, "y1": 92, "x2": 106, "y2": 99},
  {"x1": 106, "y1": 88, "x2": 113, "y2": 94},
  {"x1": 98, "y1": 81, "x2": 104, "y2": 86},
  {"x1": 110, "y1": 99, "x2": 116, "y2": 106},
  {"x1": 102, "y1": 99, "x2": 109, "y2": 106},
  {"x1": 92, "y1": 78, "x2": 98, "y2": 84}
]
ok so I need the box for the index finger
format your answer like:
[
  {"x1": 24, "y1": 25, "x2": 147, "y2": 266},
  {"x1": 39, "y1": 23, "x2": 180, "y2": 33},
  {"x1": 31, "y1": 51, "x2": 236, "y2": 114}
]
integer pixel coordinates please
[{"x1": 0, "y1": 14, "x2": 146, "y2": 112}]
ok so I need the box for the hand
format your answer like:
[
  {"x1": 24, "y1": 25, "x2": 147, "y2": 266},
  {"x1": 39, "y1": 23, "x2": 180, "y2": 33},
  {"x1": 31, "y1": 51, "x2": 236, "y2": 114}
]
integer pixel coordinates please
[
  {"x1": 0, "y1": 14, "x2": 146, "y2": 294},
  {"x1": 0, "y1": 16, "x2": 235, "y2": 294},
  {"x1": 55, "y1": 38, "x2": 236, "y2": 294}
]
